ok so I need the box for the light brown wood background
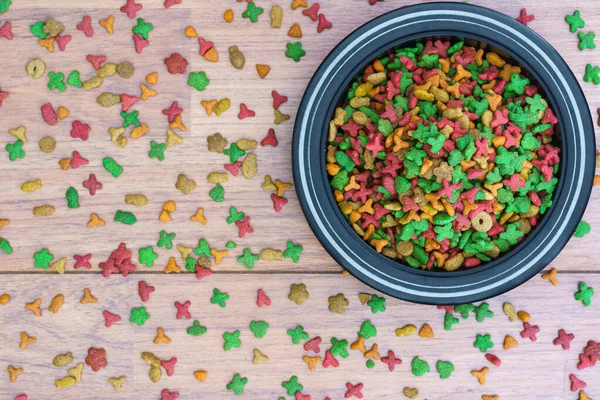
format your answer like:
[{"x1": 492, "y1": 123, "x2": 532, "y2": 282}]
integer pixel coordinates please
[{"x1": 0, "y1": 0, "x2": 599, "y2": 399}]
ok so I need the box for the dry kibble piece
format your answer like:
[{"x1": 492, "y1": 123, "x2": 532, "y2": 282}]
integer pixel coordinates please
[
  {"x1": 68, "y1": 362, "x2": 84, "y2": 382},
  {"x1": 22, "y1": 179, "x2": 42, "y2": 192},
  {"x1": 503, "y1": 302, "x2": 518, "y2": 322},
  {"x1": 149, "y1": 364, "x2": 162, "y2": 382},
  {"x1": 141, "y1": 352, "x2": 162, "y2": 366},
  {"x1": 241, "y1": 153, "x2": 257, "y2": 179},
  {"x1": 97, "y1": 92, "x2": 122, "y2": 107},
  {"x1": 116, "y1": 61, "x2": 135, "y2": 78},
  {"x1": 153, "y1": 328, "x2": 172, "y2": 344},
  {"x1": 229, "y1": 46, "x2": 245, "y2": 70},
  {"x1": 25, "y1": 298, "x2": 42, "y2": 316},
  {"x1": 270, "y1": 5, "x2": 283, "y2": 28},
  {"x1": 53, "y1": 352, "x2": 74, "y2": 367},
  {"x1": 253, "y1": 348, "x2": 269, "y2": 364},
  {"x1": 274, "y1": 179, "x2": 292, "y2": 196},
  {"x1": 184, "y1": 26, "x2": 197, "y2": 37},
  {"x1": 0, "y1": 293, "x2": 10, "y2": 305},
  {"x1": 33, "y1": 205, "x2": 55, "y2": 217},
  {"x1": 175, "y1": 174, "x2": 197, "y2": 194},
  {"x1": 125, "y1": 194, "x2": 148, "y2": 206},
  {"x1": 403, "y1": 387, "x2": 419, "y2": 399},
  {"x1": 108, "y1": 376, "x2": 126, "y2": 391},
  {"x1": 39, "y1": 136, "x2": 56, "y2": 153},
  {"x1": 237, "y1": 139, "x2": 258, "y2": 150},
  {"x1": 194, "y1": 370, "x2": 207, "y2": 382},
  {"x1": 214, "y1": 99, "x2": 230, "y2": 116},
  {"x1": 207, "y1": 133, "x2": 227, "y2": 153},
  {"x1": 224, "y1": 9, "x2": 234, "y2": 22},
  {"x1": 207, "y1": 171, "x2": 228, "y2": 184},
  {"x1": 328, "y1": 293, "x2": 349, "y2": 314},
  {"x1": 97, "y1": 62, "x2": 118, "y2": 78},
  {"x1": 80, "y1": 288, "x2": 98, "y2": 304},
  {"x1": 288, "y1": 23, "x2": 302, "y2": 38},
  {"x1": 8, "y1": 365, "x2": 23, "y2": 382},
  {"x1": 261, "y1": 175, "x2": 277, "y2": 191},
  {"x1": 83, "y1": 76, "x2": 103, "y2": 90},
  {"x1": 20, "y1": 332, "x2": 37, "y2": 349},
  {"x1": 256, "y1": 64, "x2": 271, "y2": 79},
  {"x1": 44, "y1": 18, "x2": 65, "y2": 37},
  {"x1": 146, "y1": 72, "x2": 158, "y2": 84},
  {"x1": 289, "y1": 283, "x2": 309, "y2": 305},
  {"x1": 418, "y1": 323, "x2": 434, "y2": 338},
  {"x1": 56, "y1": 376, "x2": 76, "y2": 389},
  {"x1": 48, "y1": 294, "x2": 64, "y2": 313},
  {"x1": 26, "y1": 58, "x2": 46, "y2": 79},
  {"x1": 260, "y1": 248, "x2": 282, "y2": 260}
]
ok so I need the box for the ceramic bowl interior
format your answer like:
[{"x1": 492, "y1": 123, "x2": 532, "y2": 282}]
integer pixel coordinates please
[{"x1": 293, "y1": 2, "x2": 595, "y2": 304}]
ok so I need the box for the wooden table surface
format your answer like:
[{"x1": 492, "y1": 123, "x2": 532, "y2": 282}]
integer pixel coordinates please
[{"x1": 0, "y1": 0, "x2": 599, "y2": 399}]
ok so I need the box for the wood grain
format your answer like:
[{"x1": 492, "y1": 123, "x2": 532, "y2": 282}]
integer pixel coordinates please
[
  {"x1": 1, "y1": 274, "x2": 599, "y2": 399},
  {"x1": 1, "y1": 1, "x2": 600, "y2": 399}
]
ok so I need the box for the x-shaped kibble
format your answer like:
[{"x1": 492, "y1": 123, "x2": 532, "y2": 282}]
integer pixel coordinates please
[
  {"x1": 227, "y1": 373, "x2": 248, "y2": 395},
  {"x1": 210, "y1": 288, "x2": 229, "y2": 308},
  {"x1": 553, "y1": 329, "x2": 575, "y2": 350},
  {"x1": 520, "y1": 322, "x2": 540, "y2": 342},
  {"x1": 223, "y1": 330, "x2": 241, "y2": 350},
  {"x1": 5, "y1": 140, "x2": 24, "y2": 161},
  {"x1": 224, "y1": 143, "x2": 246, "y2": 162},
  {"x1": 287, "y1": 325, "x2": 309, "y2": 344},
  {"x1": 330, "y1": 337, "x2": 349, "y2": 358},
  {"x1": 474, "y1": 303, "x2": 494, "y2": 322},
  {"x1": 148, "y1": 140, "x2": 167, "y2": 161},
  {"x1": 157, "y1": 230, "x2": 176, "y2": 249},
  {"x1": 565, "y1": 10, "x2": 585, "y2": 32},
  {"x1": 381, "y1": 350, "x2": 402, "y2": 371},
  {"x1": 282, "y1": 376, "x2": 303, "y2": 396},
  {"x1": 578, "y1": 31, "x2": 596, "y2": 50},
  {"x1": 237, "y1": 248, "x2": 259, "y2": 269},
  {"x1": 575, "y1": 281, "x2": 594, "y2": 306},
  {"x1": 48, "y1": 72, "x2": 66, "y2": 92},
  {"x1": 174, "y1": 301, "x2": 191, "y2": 319},
  {"x1": 242, "y1": 2, "x2": 264, "y2": 22}
]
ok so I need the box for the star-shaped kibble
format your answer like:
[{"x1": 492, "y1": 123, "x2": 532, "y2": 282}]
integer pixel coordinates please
[
  {"x1": 149, "y1": 140, "x2": 167, "y2": 161},
  {"x1": 33, "y1": 248, "x2": 54, "y2": 269},
  {"x1": 328, "y1": 293, "x2": 349, "y2": 314},
  {"x1": 157, "y1": 230, "x2": 176, "y2": 249},
  {"x1": 473, "y1": 333, "x2": 494, "y2": 352},
  {"x1": 237, "y1": 248, "x2": 259, "y2": 269},
  {"x1": 285, "y1": 42, "x2": 306, "y2": 62},
  {"x1": 282, "y1": 376, "x2": 303, "y2": 396},
  {"x1": 187, "y1": 71, "x2": 210, "y2": 91},
  {"x1": 575, "y1": 281, "x2": 594, "y2": 306},
  {"x1": 5, "y1": 140, "x2": 24, "y2": 161},
  {"x1": 473, "y1": 303, "x2": 494, "y2": 322},
  {"x1": 578, "y1": 31, "x2": 596, "y2": 50},
  {"x1": 242, "y1": 2, "x2": 264, "y2": 22},
  {"x1": 138, "y1": 246, "x2": 158, "y2": 267},
  {"x1": 287, "y1": 325, "x2": 309, "y2": 344},
  {"x1": 210, "y1": 288, "x2": 229, "y2": 308},
  {"x1": 129, "y1": 306, "x2": 150, "y2": 326},
  {"x1": 132, "y1": 17, "x2": 153, "y2": 39},
  {"x1": 367, "y1": 294, "x2": 386, "y2": 314},
  {"x1": 223, "y1": 330, "x2": 242, "y2": 350},
  {"x1": 48, "y1": 72, "x2": 66, "y2": 92},
  {"x1": 226, "y1": 373, "x2": 248, "y2": 395},
  {"x1": 565, "y1": 10, "x2": 585, "y2": 32}
]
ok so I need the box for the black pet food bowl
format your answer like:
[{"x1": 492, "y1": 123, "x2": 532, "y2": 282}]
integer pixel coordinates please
[{"x1": 292, "y1": 2, "x2": 595, "y2": 304}]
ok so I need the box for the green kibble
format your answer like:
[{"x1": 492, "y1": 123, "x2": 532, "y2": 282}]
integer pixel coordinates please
[
  {"x1": 114, "y1": 210, "x2": 137, "y2": 225},
  {"x1": 209, "y1": 184, "x2": 225, "y2": 202},
  {"x1": 103, "y1": 157, "x2": 123, "y2": 178},
  {"x1": 0, "y1": 237, "x2": 13, "y2": 255},
  {"x1": 66, "y1": 187, "x2": 80, "y2": 209}
]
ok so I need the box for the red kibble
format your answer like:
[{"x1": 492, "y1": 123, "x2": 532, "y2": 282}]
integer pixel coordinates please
[
  {"x1": 235, "y1": 216, "x2": 254, "y2": 238},
  {"x1": 261, "y1": 128, "x2": 278, "y2": 147},
  {"x1": 317, "y1": 14, "x2": 332, "y2": 33},
  {"x1": 516, "y1": 8, "x2": 535, "y2": 25},
  {"x1": 86, "y1": 55, "x2": 106, "y2": 70},
  {"x1": 164, "y1": 53, "x2": 188, "y2": 74},
  {"x1": 77, "y1": 16, "x2": 94, "y2": 37},
  {"x1": 322, "y1": 350, "x2": 339, "y2": 368},
  {"x1": 121, "y1": 94, "x2": 139, "y2": 112},
  {"x1": 160, "y1": 357, "x2": 177, "y2": 376},
  {"x1": 85, "y1": 347, "x2": 107, "y2": 372},
  {"x1": 569, "y1": 374, "x2": 586, "y2": 392},
  {"x1": 138, "y1": 281, "x2": 155, "y2": 302},
  {"x1": 133, "y1": 34, "x2": 149, "y2": 53},
  {"x1": 174, "y1": 301, "x2": 191, "y2": 319},
  {"x1": 102, "y1": 310, "x2": 121, "y2": 328},
  {"x1": 272, "y1": 90, "x2": 288, "y2": 109},
  {"x1": 238, "y1": 103, "x2": 256, "y2": 119},
  {"x1": 0, "y1": 21, "x2": 13, "y2": 40},
  {"x1": 344, "y1": 382, "x2": 364, "y2": 399},
  {"x1": 82, "y1": 174, "x2": 103, "y2": 196},
  {"x1": 70, "y1": 121, "x2": 91, "y2": 141},
  {"x1": 162, "y1": 101, "x2": 183, "y2": 122},
  {"x1": 160, "y1": 389, "x2": 179, "y2": 400},
  {"x1": 304, "y1": 336, "x2": 321, "y2": 353},
  {"x1": 198, "y1": 37, "x2": 214, "y2": 56},
  {"x1": 195, "y1": 265, "x2": 213, "y2": 280},
  {"x1": 73, "y1": 254, "x2": 92, "y2": 269},
  {"x1": 41, "y1": 103, "x2": 58, "y2": 126},
  {"x1": 224, "y1": 161, "x2": 242, "y2": 176},
  {"x1": 271, "y1": 194, "x2": 288, "y2": 212},
  {"x1": 0, "y1": 90, "x2": 8, "y2": 107},
  {"x1": 485, "y1": 353, "x2": 501, "y2": 366},
  {"x1": 520, "y1": 322, "x2": 540, "y2": 342},
  {"x1": 552, "y1": 329, "x2": 575, "y2": 350},
  {"x1": 55, "y1": 34, "x2": 72, "y2": 52},
  {"x1": 71, "y1": 151, "x2": 89, "y2": 169},
  {"x1": 257, "y1": 288, "x2": 271, "y2": 307},
  {"x1": 381, "y1": 350, "x2": 402, "y2": 371},
  {"x1": 121, "y1": 0, "x2": 143, "y2": 18},
  {"x1": 164, "y1": 0, "x2": 182, "y2": 8},
  {"x1": 302, "y1": 3, "x2": 319, "y2": 21}
]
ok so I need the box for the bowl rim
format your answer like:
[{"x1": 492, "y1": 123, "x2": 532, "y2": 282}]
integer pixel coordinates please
[{"x1": 292, "y1": 2, "x2": 595, "y2": 304}]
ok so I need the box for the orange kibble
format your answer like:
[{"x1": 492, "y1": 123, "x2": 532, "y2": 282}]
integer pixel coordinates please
[
  {"x1": 363, "y1": 224, "x2": 375, "y2": 240},
  {"x1": 492, "y1": 136, "x2": 506, "y2": 148},
  {"x1": 433, "y1": 251, "x2": 449, "y2": 267},
  {"x1": 594, "y1": 175, "x2": 600, "y2": 186},
  {"x1": 474, "y1": 48, "x2": 484, "y2": 66},
  {"x1": 8, "y1": 365, "x2": 23, "y2": 382},
  {"x1": 224, "y1": 9, "x2": 234, "y2": 23},
  {"x1": 153, "y1": 327, "x2": 172, "y2": 344},
  {"x1": 256, "y1": 64, "x2": 271, "y2": 79},
  {"x1": 370, "y1": 239, "x2": 388, "y2": 253},
  {"x1": 210, "y1": 248, "x2": 228, "y2": 265},
  {"x1": 504, "y1": 335, "x2": 518, "y2": 350},
  {"x1": 0, "y1": 293, "x2": 10, "y2": 305},
  {"x1": 326, "y1": 163, "x2": 340, "y2": 176},
  {"x1": 343, "y1": 175, "x2": 360, "y2": 191},
  {"x1": 58, "y1": 158, "x2": 71, "y2": 170},
  {"x1": 358, "y1": 198, "x2": 374, "y2": 215},
  {"x1": 471, "y1": 367, "x2": 488, "y2": 385},
  {"x1": 25, "y1": 298, "x2": 42, "y2": 317},
  {"x1": 203, "y1": 47, "x2": 219, "y2": 63},
  {"x1": 291, "y1": 0, "x2": 308, "y2": 9},
  {"x1": 302, "y1": 355, "x2": 322, "y2": 371},
  {"x1": 350, "y1": 336, "x2": 366, "y2": 353},
  {"x1": 87, "y1": 212, "x2": 105, "y2": 227},
  {"x1": 364, "y1": 344, "x2": 380, "y2": 360},
  {"x1": 164, "y1": 257, "x2": 181, "y2": 274},
  {"x1": 194, "y1": 370, "x2": 207, "y2": 382},
  {"x1": 541, "y1": 267, "x2": 558, "y2": 286},
  {"x1": 184, "y1": 26, "x2": 197, "y2": 37},
  {"x1": 140, "y1": 84, "x2": 157, "y2": 100},
  {"x1": 159, "y1": 210, "x2": 171, "y2": 222},
  {"x1": 170, "y1": 114, "x2": 187, "y2": 131},
  {"x1": 190, "y1": 208, "x2": 207, "y2": 224},
  {"x1": 146, "y1": 72, "x2": 158, "y2": 85},
  {"x1": 99, "y1": 15, "x2": 115, "y2": 34},
  {"x1": 288, "y1": 23, "x2": 302, "y2": 38},
  {"x1": 333, "y1": 190, "x2": 344, "y2": 202},
  {"x1": 57, "y1": 106, "x2": 70, "y2": 119},
  {"x1": 349, "y1": 210, "x2": 361, "y2": 223},
  {"x1": 486, "y1": 93, "x2": 502, "y2": 112},
  {"x1": 130, "y1": 123, "x2": 149, "y2": 139},
  {"x1": 19, "y1": 332, "x2": 37, "y2": 349},
  {"x1": 438, "y1": 58, "x2": 450, "y2": 73},
  {"x1": 373, "y1": 59, "x2": 384, "y2": 72},
  {"x1": 454, "y1": 64, "x2": 472, "y2": 81},
  {"x1": 482, "y1": 80, "x2": 496, "y2": 90},
  {"x1": 201, "y1": 99, "x2": 218, "y2": 116},
  {"x1": 517, "y1": 310, "x2": 531, "y2": 322},
  {"x1": 418, "y1": 323, "x2": 434, "y2": 338},
  {"x1": 38, "y1": 37, "x2": 55, "y2": 52},
  {"x1": 162, "y1": 201, "x2": 176, "y2": 213},
  {"x1": 80, "y1": 288, "x2": 98, "y2": 304}
]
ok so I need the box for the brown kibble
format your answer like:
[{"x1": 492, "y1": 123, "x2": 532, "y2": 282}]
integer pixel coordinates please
[
  {"x1": 43, "y1": 18, "x2": 64, "y2": 37},
  {"x1": 328, "y1": 293, "x2": 349, "y2": 314},
  {"x1": 197, "y1": 255, "x2": 212, "y2": 269},
  {"x1": 141, "y1": 352, "x2": 162, "y2": 366},
  {"x1": 471, "y1": 211, "x2": 493, "y2": 232},
  {"x1": 80, "y1": 288, "x2": 98, "y2": 304},
  {"x1": 33, "y1": 205, "x2": 55, "y2": 217},
  {"x1": 444, "y1": 253, "x2": 464, "y2": 271},
  {"x1": 0, "y1": 293, "x2": 9, "y2": 305},
  {"x1": 207, "y1": 171, "x2": 229, "y2": 184},
  {"x1": 418, "y1": 323, "x2": 434, "y2": 338},
  {"x1": 39, "y1": 136, "x2": 56, "y2": 153},
  {"x1": 358, "y1": 293, "x2": 371, "y2": 305},
  {"x1": 8, "y1": 365, "x2": 23, "y2": 382},
  {"x1": 256, "y1": 64, "x2": 271, "y2": 79},
  {"x1": 261, "y1": 175, "x2": 277, "y2": 191},
  {"x1": 288, "y1": 23, "x2": 302, "y2": 38},
  {"x1": 164, "y1": 53, "x2": 189, "y2": 74},
  {"x1": 68, "y1": 362, "x2": 84, "y2": 382},
  {"x1": 403, "y1": 387, "x2": 419, "y2": 399},
  {"x1": 274, "y1": 109, "x2": 290, "y2": 124},
  {"x1": 288, "y1": 283, "x2": 309, "y2": 305},
  {"x1": 237, "y1": 139, "x2": 258, "y2": 150},
  {"x1": 48, "y1": 294, "x2": 65, "y2": 314},
  {"x1": 97, "y1": 92, "x2": 122, "y2": 107},
  {"x1": 270, "y1": 5, "x2": 283, "y2": 28},
  {"x1": 207, "y1": 133, "x2": 228, "y2": 153},
  {"x1": 229, "y1": 46, "x2": 245, "y2": 70},
  {"x1": 175, "y1": 174, "x2": 197, "y2": 194},
  {"x1": 224, "y1": 9, "x2": 234, "y2": 22},
  {"x1": 53, "y1": 352, "x2": 74, "y2": 367},
  {"x1": 241, "y1": 153, "x2": 257, "y2": 179},
  {"x1": 125, "y1": 194, "x2": 148, "y2": 206},
  {"x1": 502, "y1": 302, "x2": 518, "y2": 322},
  {"x1": 116, "y1": 61, "x2": 135, "y2": 79},
  {"x1": 25, "y1": 298, "x2": 42, "y2": 317},
  {"x1": 260, "y1": 248, "x2": 282, "y2": 260},
  {"x1": 97, "y1": 62, "x2": 118, "y2": 78}
]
